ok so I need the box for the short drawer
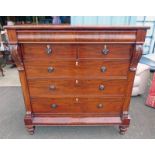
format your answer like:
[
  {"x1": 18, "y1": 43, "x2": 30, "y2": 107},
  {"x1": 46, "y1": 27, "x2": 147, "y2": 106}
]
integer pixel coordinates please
[
  {"x1": 31, "y1": 97, "x2": 124, "y2": 114},
  {"x1": 28, "y1": 79, "x2": 127, "y2": 98},
  {"x1": 24, "y1": 60, "x2": 129, "y2": 79},
  {"x1": 23, "y1": 44, "x2": 77, "y2": 60},
  {"x1": 78, "y1": 44, "x2": 132, "y2": 59}
]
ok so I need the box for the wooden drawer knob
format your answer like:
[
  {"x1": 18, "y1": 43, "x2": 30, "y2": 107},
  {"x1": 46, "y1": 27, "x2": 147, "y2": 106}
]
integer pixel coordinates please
[
  {"x1": 102, "y1": 45, "x2": 109, "y2": 55},
  {"x1": 51, "y1": 103, "x2": 58, "y2": 109},
  {"x1": 46, "y1": 45, "x2": 52, "y2": 55},
  {"x1": 97, "y1": 103, "x2": 103, "y2": 108},
  {"x1": 99, "y1": 85, "x2": 105, "y2": 90},
  {"x1": 49, "y1": 85, "x2": 56, "y2": 90},
  {"x1": 48, "y1": 67, "x2": 54, "y2": 73},
  {"x1": 101, "y1": 66, "x2": 107, "y2": 72}
]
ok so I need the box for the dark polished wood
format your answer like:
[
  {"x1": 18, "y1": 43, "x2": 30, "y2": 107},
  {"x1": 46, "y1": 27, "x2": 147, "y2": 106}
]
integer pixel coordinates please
[
  {"x1": 130, "y1": 45, "x2": 143, "y2": 71},
  {"x1": 23, "y1": 44, "x2": 77, "y2": 60},
  {"x1": 31, "y1": 97, "x2": 124, "y2": 114},
  {"x1": 5, "y1": 25, "x2": 148, "y2": 135},
  {"x1": 24, "y1": 60, "x2": 130, "y2": 79},
  {"x1": 78, "y1": 44, "x2": 132, "y2": 59},
  {"x1": 9, "y1": 45, "x2": 24, "y2": 71},
  {"x1": 28, "y1": 79, "x2": 127, "y2": 97}
]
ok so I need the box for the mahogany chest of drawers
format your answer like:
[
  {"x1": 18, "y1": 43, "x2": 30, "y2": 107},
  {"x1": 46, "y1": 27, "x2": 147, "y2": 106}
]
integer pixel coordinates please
[{"x1": 5, "y1": 25, "x2": 148, "y2": 134}]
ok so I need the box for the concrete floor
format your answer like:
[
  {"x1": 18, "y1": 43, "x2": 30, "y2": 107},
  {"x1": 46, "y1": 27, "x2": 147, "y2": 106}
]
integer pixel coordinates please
[
  {"x1": 0, "y1": 66, "x2": 155, "y2": 138},
  {"x1": 0, "y1": 65, "x2": 20, "y2": 86}
]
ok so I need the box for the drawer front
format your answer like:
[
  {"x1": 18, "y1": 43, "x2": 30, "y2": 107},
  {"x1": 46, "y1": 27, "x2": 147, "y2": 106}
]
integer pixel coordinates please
[
  {"x1": 25, "y1": 60, "x2": 76, "y2": 78},
  {"x1": 78, "y1": 44, "x2": 132, "y2": 59},
  {"x1": 31, "y1": 97, "x2": 124, "y2": 114},
  {"x1": 24, "y1": 60, "x2": 129, "y2": 78},
  {"x1": 23, "y1": 44, "x2": 77, "y2": 60},
  {"x1": 17, "y1": 30, "x2": 137, "y2": 43},
  {"x1": 28, "y1": 79, "x2": 127, "y2": 98}
]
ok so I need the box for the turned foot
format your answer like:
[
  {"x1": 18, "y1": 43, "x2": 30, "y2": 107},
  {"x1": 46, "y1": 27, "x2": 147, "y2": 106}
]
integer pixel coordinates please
[
  {"x1": 119, "y1": 111, "x2": 131, "y2": 135},
  {"x1": 26, "y1": 125, "x2": 35, "y2": 135},
  {"x1": 119, "y1": 125, "x2": 128, "y2": 135},
  {"x1": 24, "y1": 112, "x2": 35, "y2": 135}
]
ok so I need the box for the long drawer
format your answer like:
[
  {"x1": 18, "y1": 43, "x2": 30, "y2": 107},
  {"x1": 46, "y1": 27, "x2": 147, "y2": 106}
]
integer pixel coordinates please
[
  {"x1": 31, "y1": 97, "x2": 124, "y2": 114},
  {"x1": 28, "y1": 79, "x2": 127, "y2": 97},
  {"x1": 17, "y1": 30, "x2": 137, "y2": 43},
  {"x1": 24, "y1": 60, "x2": 130, "y2": 78}
]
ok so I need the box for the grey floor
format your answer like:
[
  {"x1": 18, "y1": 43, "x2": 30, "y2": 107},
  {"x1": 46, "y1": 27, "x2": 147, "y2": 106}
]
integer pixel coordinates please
[{"x1": 0, "y1": 86, "x2": 155, "y2": 139}]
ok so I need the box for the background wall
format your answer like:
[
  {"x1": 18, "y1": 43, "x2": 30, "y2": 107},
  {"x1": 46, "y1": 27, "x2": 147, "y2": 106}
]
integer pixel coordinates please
[{"x1": 71, "y1": 16, "x2": 137, "y2": 25}]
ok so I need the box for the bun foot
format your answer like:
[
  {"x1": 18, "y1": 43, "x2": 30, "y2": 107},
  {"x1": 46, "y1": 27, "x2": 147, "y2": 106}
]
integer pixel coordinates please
[
  {"x1": 119, "y1": 125, "x2": 128, "y2": 135},
  {"x1": 26, "y1": 125, "x2": 35, "y2": 135}
]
